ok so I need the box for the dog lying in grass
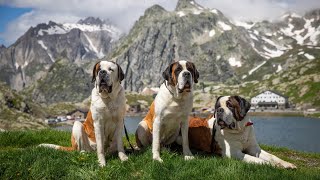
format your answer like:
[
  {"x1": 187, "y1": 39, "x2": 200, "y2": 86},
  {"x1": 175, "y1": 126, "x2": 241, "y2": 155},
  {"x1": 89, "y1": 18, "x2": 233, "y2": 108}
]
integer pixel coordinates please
[{"x1": 187, "y1": 95, "x2": 297, "y2": 169}]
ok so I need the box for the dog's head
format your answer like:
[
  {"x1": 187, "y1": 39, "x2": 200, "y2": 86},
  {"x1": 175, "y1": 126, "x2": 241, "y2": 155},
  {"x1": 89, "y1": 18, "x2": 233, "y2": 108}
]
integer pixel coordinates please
[
  {"x1": 92, "y1": 61, "x2": 124, "y2": 94},
  {"x1": 162, "y1": 60, "x2": 199, "y2": 94},
  {"x1": 214, "y1": 96, "x2": 251, "y2": 129}
]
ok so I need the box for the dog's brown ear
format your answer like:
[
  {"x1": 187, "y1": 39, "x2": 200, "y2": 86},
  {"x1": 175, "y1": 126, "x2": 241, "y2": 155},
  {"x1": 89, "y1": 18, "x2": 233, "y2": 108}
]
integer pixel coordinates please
[
  {"x1": 213, "y1": 96, "x2": 224, "y2": 118},
  {"x1": 117, "y1": 63, "x2": 124, "y2": 82},
  {"x1": 186, "y1": 62, "x2": 199, "y2": 83},
  {"x1": 162, "y1": 62, "x2": 175, "y2": 85},
  {"x1": 234, "y1": 95, "x2": 251, "y2": 119},
  {"x1": 92, "y1": 61, "x2": 101, "y2": 83}
]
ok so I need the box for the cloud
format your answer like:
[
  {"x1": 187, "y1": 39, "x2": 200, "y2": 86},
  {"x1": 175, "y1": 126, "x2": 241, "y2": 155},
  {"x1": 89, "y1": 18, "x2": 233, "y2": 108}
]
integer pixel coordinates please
[
  {"x1": 0, "y1": 0, "x2": 176, "y2": 46},
  {"x1": 0, "y1": 0, "x2": 319, "y2": 46},
  {"x1": 0, "y1": 10, "x2": 80, "y2": 45}
]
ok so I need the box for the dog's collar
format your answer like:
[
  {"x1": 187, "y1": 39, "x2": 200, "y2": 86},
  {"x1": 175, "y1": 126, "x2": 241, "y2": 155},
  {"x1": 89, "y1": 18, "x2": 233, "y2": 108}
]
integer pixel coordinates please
[
  {"x1": 164, "y1": 80, "x2": 175, "y2": 96},
  {"x1": 245, "y1": 122, "x2": 253, "y2": 127}
]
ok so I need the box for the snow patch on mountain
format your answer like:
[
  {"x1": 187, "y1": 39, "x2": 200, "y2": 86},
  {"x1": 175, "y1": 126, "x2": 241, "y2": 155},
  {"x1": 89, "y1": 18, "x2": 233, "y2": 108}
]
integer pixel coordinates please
[
  {"x1": 280, "y1": 15, "x2": 320, "y2": 46},
  {"x1": 249, "y1": 61, "x2": 266, "y2": 75},
  {"x1": 276, "y1": 64, "x2": 282, "y2": 73},
  {"x1": 209, "y1": 29, "x2": 215, "y2": 37},
  {"x1": 38, "y1": 22, "x2": 121, "y2": 39},
  {"x1": 38, "y1": 40, "x2": 48, "y2": 50},
  {"x1": 233, "y1": 20, "x2": 255, "y2": 29},
  {"x1": 263, "y1": 46, "x2": 284, "y2": 58},
  {"x1": 177, "y1": 11, "x2": 186, "y2": 17},
  {"x1": 249, "y1": 33, "x2": 259, "y2": 41},
  {"x1": 193, "y1": 10, "x2": 201, "y2": 15},
  {"x1": 304, "y1": 53, "x2": 315, "y2": 60},
  {"x1": 37, "y1": 40, "x2": 54, "y2": 62},
  {"x1": 210, "y1": 9, "x2": 218, "y2": 15},
  {"x1": 228, "y1": 57, "x2": 241, "y2": 67},
  {"x1": 218, "y1": 21, "x2": 232, "y2": 31},
  {"x1": 84, "y1": 33, "x2": 100, "y2": 57},
  {"x1": 38, "y1": 25, "x2": 66, "y2": 36}
]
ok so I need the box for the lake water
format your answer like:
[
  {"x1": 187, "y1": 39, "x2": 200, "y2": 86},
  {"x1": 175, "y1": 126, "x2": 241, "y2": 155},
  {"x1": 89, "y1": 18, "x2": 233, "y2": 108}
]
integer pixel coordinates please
[{"x1": 54, "y1": 116, "x2": 320, "y2": 153}]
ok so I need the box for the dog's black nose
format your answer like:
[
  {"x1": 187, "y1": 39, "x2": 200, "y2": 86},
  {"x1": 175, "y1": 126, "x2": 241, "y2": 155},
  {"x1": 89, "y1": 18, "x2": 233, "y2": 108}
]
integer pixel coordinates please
[
  {"x1": 217, "y1": 107, "x2": 224, "y2": 114},
  {"x1": 100, "y1": 70, "x2": 107, "y2": 75},
  {"x1": 183, "y1": 72, "x2": 190, "y2": 78}
]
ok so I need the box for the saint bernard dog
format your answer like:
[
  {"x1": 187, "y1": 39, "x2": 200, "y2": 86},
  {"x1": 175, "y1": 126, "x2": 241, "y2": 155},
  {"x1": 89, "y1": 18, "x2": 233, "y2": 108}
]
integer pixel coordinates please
[
  {"x1": 135, "y1": 60, "x2": 199, "y2": 162},
  {"x1": 187, "y1": 96, "x2": 297, "y2": 169},
  {"x1": 40, "y1": 60, "x2": 128, "y2": 167}
]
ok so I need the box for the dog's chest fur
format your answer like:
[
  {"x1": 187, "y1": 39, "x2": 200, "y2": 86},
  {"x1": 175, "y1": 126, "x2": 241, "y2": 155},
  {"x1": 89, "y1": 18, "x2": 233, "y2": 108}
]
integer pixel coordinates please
[
  {"x1": 90, "y1": 87, "x2": 126, "y2": 141},
  {"x1": 215, "y1": 121, "x2": 253, "y2": 152},
  {"x1": 157, "y1": 86, "x2": 193, "y2": 142}
]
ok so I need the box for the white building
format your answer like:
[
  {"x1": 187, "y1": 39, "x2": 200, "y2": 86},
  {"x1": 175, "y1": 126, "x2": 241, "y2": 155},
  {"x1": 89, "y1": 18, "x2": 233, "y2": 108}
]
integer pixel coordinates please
[{"x1": 251, "y1": 90, "x2": 289, "y2": 109}]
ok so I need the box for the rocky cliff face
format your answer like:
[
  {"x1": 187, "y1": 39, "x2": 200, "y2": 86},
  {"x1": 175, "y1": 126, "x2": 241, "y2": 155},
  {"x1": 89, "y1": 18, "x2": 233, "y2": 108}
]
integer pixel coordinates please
[
  {"x1": 109, "y1": 0, "x2": 320, "y2": 91},
  {"x1": 30, "y1": 59, "x2": 92, "y2": 104},
  {"x1": 109, "y1": 1, "x2": 267, "y2": 91},
  {"x1": 0, "y1": 17, "x2": 121, "y2": 91},
  {"x1": 0, "y1": 83, "x2": 47, "y2": 130}
]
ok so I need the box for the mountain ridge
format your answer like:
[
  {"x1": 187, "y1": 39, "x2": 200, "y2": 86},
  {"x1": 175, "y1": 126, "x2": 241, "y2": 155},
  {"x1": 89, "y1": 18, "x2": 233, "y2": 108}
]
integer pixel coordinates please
[
  {"x1": 0, "y1": 17, "x2": 121, "y2": 91},
  {"x1": 0, "y1": 0, "x2": 319, "y2": 105}
]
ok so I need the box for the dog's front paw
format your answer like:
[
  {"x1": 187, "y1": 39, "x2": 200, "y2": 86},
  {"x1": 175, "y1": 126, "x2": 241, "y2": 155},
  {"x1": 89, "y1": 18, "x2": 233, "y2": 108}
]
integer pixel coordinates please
[
  {"x1": 184, "y1": 155, "x2": 194, "y2": 161},
  {"x1": 119, "y1": 152, "x2": 128, "y2": 162},
  {"x1": 153, "y1": 156, "x2": 163, "y2": 163},
  {"x1": 98, "y1": 160, "x2": 106, "y2": 167},
  {"x1": 283, "y1": 162, "x2": 297, "y2": 169}
]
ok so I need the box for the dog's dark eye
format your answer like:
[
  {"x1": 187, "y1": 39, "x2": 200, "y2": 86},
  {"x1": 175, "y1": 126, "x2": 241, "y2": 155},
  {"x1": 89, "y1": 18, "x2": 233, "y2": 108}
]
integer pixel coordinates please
[
  {"x1": 176, "y1": 66, "x2": 182, "y2": 72},
  {"x1": 108, "y1": 68, "x2": 114, "y2": 72}
]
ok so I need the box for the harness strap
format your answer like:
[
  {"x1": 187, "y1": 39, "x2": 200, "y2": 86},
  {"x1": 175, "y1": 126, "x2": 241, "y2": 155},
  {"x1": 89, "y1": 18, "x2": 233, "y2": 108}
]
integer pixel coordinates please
[
  {"x1": 124, "y1": 123, "x2": 134, "y2": 152},
  {"x1": 210, "y1": 120, "x2": 217, "y2": 153}
]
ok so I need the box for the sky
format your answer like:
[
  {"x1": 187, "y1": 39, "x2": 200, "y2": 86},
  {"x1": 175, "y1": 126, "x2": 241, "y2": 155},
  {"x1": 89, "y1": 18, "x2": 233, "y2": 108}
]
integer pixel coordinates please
[{"x1": 0, "y1": 0, "x2": 319, "y2": 46}]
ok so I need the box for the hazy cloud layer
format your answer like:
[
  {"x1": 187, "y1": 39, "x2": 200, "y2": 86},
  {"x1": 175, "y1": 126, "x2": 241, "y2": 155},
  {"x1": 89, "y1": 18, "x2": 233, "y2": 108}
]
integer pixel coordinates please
[{"x1": 0, "y1": 0, "x2": 319, "y2": 46}]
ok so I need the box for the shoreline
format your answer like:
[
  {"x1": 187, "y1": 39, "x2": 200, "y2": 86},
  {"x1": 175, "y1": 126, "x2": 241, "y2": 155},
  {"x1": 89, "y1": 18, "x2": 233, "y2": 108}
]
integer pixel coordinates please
[
  {"x1": 248, "y1": 111, "x2": 304, "y2": 117},
  {"x1": 126, "y1": 111, "x2": 320, "y2": 119}
]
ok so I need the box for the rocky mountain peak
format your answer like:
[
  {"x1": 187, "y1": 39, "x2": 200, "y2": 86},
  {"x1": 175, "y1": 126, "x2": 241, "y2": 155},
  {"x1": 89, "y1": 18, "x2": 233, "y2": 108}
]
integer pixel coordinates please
[
  {"x1": 48, "y1": 20, "x2": 58, "y2": 26},
  {"x1": 144, "y1": 4, "x2": 167, "y2": 16},
  {"x1": 305, "y1": 9, "x2": 320, "y2": 19},
  {"x1": 175, "y1": 0, "x2": 204, "y2": 11},
  {"x1": 78, "y1": 17, "x2": 108, "y2": 25}
]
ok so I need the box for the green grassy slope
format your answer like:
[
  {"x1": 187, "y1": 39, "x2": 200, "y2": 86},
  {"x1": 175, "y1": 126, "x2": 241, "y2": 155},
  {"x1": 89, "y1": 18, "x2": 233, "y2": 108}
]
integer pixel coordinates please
[{"x1": 1, "y1": 130, "x2": 319, "y2": 179}]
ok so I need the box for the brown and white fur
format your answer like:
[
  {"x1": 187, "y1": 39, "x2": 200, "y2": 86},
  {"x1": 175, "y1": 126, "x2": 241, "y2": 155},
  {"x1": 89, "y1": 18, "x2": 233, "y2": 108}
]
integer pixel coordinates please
[
  {"x1": 40, "y1": 60, "x2": 128, "y2": 167},
  {"x1": 135, "y1": 60, "x2": 199, "y2": 162},
  {"x1": 188, "y1": 96, "x2": 297, "y2": 169}
]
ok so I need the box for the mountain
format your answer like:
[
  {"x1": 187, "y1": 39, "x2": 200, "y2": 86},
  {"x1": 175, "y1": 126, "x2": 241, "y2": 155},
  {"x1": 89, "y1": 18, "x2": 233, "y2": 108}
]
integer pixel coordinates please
[
  {"x1": 0, "y1": 0, "x2": 319, "y2": 106},
  {"x1": 0, "y1": 44, "x2": 5, "y2": 52},
  {"x1": 0, "y1": 17, "x2": 121, "y2": 91},
  {"x1": 109, "y1": 0, "x2": 320, "y2": 91},
  {"x1": 0, "y1": 82, "x2": 47, "y2": 130},
  {"x1": 109, "y1": 0, "x2": 266, "y2": 91},
  {"x1": 278, "y1": 10, "x2": 320, "y2": 46},
  {"x1": 232, "y1": 10, "x2": 320, "y2": 80},
  {"x1": 193, "y1": 46, "x2": 320, "y2": 110},
  {"x1": 29, "y1": 58, "x2": 92, "y2": 104}
]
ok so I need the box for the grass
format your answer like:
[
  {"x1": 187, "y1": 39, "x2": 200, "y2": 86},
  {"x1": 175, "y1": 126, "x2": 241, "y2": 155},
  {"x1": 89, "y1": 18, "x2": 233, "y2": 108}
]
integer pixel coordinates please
[
  {"x1": 125, "y1": 93, "x2": 154, "y2": 106},
  {"x1": 1, "y1": 129, "x2": 320, "y2": 179}
]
